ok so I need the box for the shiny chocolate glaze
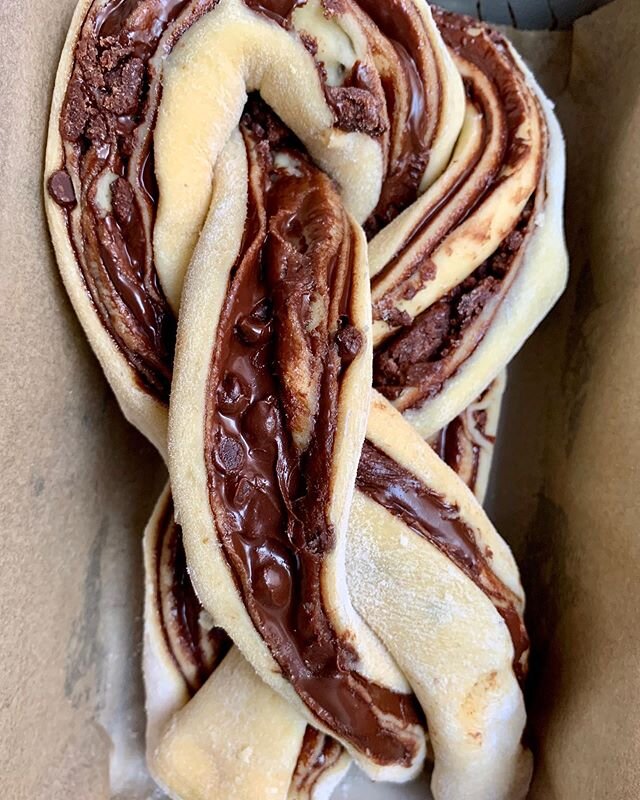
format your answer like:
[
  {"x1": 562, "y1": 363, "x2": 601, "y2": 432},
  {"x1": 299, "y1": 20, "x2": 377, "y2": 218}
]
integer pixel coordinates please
[
  {"x1": 156, "y1": 495, "x2": 230, "y2": 693},
  {"x1": 357, "y1": 441, "x2": 529, "y2": 682},
  {"x1": 204, "y1": 101, "x2": 420, "y2": 765}
]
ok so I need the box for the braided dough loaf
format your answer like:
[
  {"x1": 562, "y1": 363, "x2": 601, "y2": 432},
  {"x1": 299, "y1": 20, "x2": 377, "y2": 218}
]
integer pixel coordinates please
[{"x1": 44, "y1": 0, "x2": 568, "y2": 797}]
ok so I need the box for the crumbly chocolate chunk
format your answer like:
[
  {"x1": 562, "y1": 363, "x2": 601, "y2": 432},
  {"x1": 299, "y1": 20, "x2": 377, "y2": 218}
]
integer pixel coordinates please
[
  {"x1": 241, "y1": 93, "x2": 302, "y2": 152},
  {"x1": 327, "y1": 86, "x2": 386, "y2": 136},
  {"x1": 373, "y1": 193, "x2": 538, "y2": 404},
  {"x1": 99, "y1": 39, "x2": 134, "y2": 72},
  {"x1": 321, "y1": 0, "x2": 347, "y2": 16},
  {"x1": 374, "y1": 301, "x2": 450, "y2": 398},
  {"x1": 299, "y1": 32, "x2": 318, "y2": 57},
  {"x1": 61, "y1": 79, "x2": 91, "y2": 142},
  {"x1": 455, "y1": 276, "x2": 500, "y2": 323},
  {"x1": 111, "y1": 177, "x2": 135, "y2": 225},
  {"x1": 327, "y1": 62, "x2": 386, "y2": 137},
  {"x1": 336, "y1": 324, "x2": 363, "y2": 365},
  {"x1": 376, "y1": 304, "x2": 412, "y2": 328},
  {"x1": 103, "y1": 57, "x2": 145, "y2": 115}
]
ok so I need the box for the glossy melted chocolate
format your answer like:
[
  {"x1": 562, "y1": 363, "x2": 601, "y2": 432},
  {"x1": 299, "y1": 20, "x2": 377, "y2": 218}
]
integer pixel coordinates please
[
  {"x1": 204, "y1": 103, "x2": 419, "y2": 764},
  {"x1": 356, "y1": 0, "x2": 436, "y2": 234},
  {"x1": 357, "y1": 441, "x2": 529, "y2": 682},
  {"x1": 157, "y1": 492, "x2": 350, "y2": 791},
  {"x1": 53, "y1": 1, "x2": 529, "y2": 761}
]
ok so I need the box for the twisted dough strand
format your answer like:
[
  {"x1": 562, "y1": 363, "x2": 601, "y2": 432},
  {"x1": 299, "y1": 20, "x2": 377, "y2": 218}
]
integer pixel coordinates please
[{"x1": 44, "y1": 1, "x2": 567, "y2": 797}]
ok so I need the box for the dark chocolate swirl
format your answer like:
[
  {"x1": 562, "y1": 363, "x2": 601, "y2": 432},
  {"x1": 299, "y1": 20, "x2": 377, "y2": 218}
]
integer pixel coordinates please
[{"x1": 204, "y1": 106, "x2": 421, "y2": 767}]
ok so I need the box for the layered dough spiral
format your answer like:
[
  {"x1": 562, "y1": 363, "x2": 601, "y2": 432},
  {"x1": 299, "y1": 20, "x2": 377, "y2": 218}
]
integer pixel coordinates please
[{"x1": 45, "y1": 0, "x2": 568, "y2": 798}]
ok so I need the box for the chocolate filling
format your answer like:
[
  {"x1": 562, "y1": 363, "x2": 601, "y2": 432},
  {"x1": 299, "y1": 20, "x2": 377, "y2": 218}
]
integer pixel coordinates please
[
  {"x1": 204, "y1": 100, "x2": 420, "y2": 765},
  {"x1": 370, "y1": 79, "x2": 495, "y2": 310},
  {"x1": 247, "y1": 0, "x2": 440, "y2": 232},
  {"x1": 291, "y1": 728, "x2": 345, "y2": 796},
  {"x1": 356, "y1": 0, "x2": 436, "y2": 235},
  {"x1": 157, "y1": 493, "x2": 350, "y2": 790},
  {"x1": 374, "y1": 198, "x2": 535, "y2": 403},
  {"x1": 243, "y1": 0, "x2": 305, "y2": 25},
  {"x1": 243, "y1": 0, "x2": 387, "y2": 137},
  {"x1": 50, "y1": 0, "x2": 220, "y2": 401},
  {"x1": 52, "y1": 1, "x2": 529, "y2": 757},
  {"x1": 155, "y1": 489, "x2": 353, "y2": 789},
  {"x1": 357, "y1": 441, "x2": 529, "y2": 682},
  {"x1": 433, "y1": 387, "x2": 496, "y2": 495},
  {"x1": 371, "y1": 11, "x2": 545, "y2": 409},
  {"x1": 156, "y1": 496, "x2": 231, "y2": 693},
  {"x1": 434, "y1": 415, "x2": 480, "y2": 492}
]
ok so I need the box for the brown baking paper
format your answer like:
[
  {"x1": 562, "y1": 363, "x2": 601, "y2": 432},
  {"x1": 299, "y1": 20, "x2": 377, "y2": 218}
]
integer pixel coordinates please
[{"x1": 1, "y1": 1, "x2": 638, "y2": 797}]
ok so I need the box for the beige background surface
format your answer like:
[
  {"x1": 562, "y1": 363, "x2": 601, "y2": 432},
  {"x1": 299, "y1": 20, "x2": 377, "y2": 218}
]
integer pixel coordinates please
[
  {"x1": 0, "y1": 1, "x2": 638, "y2": 798},
  {"x1": 496, "y1": 3, "x2": 640, "y2": 797},
  {"x1": 0, "y1": 3, "x2": 166, "y2": 797}
]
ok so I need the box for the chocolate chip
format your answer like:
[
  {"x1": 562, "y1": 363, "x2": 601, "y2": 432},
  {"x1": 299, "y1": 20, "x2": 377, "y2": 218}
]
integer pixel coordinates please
[
  {"x1": 253, "y1": 547, "x2": 292, "y2": 609},
  {"x1": 242, "y1": 489, "x2": 283, "y2": 541},
  {"x1": 236, "y1": 299, "x2": 272, "y2": 345},
  {"x1": 213, "y1": 431, "x2": 245, "y2": 475},
  {"x1": 233, "y1": 477, "x2": 253, "y2": 508},
  {"x1": 217, "y1": 374, "x2": 249, "y2": 415},
  {"x1": 47, "y1": 170, "x2": 77, "y2": 209},
  {"x1": 243, "y1": 399, "x2": 279, "y2": 442},
  {"x1": 336, "y1": 324, "x2": 363, "y2": 366}
]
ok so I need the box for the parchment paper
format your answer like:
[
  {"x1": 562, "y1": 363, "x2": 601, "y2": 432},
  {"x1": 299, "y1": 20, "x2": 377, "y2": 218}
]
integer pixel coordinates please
[{"x1": 0, "y1": 0, "x2": 638, "y2": 797}]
